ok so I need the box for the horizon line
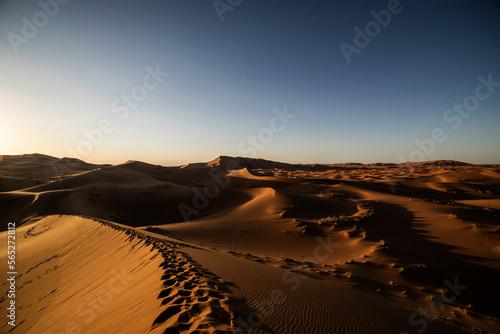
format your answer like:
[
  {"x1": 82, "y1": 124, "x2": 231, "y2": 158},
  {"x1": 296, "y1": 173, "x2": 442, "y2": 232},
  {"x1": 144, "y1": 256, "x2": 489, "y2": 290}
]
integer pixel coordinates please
[{"x1": 2, "y1": 152, "x2": 500, "y2": 168}]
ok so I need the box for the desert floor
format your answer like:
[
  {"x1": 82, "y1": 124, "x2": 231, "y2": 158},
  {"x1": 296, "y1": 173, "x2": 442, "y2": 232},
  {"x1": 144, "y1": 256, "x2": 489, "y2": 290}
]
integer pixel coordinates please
[{"x1": 1, "y1": 154, "x2": 499, "y2": 333}]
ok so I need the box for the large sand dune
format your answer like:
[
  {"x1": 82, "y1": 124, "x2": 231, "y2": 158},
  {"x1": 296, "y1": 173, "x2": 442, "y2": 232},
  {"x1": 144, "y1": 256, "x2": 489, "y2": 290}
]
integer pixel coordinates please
[{"x1": 1, "y1": 154, "x2": 499, "y2": 333}]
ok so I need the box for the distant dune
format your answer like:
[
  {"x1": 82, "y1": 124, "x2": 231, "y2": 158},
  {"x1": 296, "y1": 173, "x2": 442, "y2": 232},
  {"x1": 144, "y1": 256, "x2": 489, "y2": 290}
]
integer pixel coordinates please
[{"x1": 1, "y1": 154, "x2": 499, "y2": 333}]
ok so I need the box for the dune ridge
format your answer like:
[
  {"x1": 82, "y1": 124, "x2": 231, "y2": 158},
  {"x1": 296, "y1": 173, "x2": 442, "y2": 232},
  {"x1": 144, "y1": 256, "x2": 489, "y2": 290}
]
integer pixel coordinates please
[{"x1": 0, "y1": 215, "x2": 251, "y2": 333}]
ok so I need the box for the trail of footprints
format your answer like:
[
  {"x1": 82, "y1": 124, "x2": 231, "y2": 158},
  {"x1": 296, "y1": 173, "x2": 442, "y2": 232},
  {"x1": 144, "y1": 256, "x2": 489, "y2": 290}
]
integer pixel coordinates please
[
  {"x1": 87, "y1": 216, "x2": 247, "y2": 334},
  {"x1": 154, "y1": 249, "x2": 243, "y2": 333}
]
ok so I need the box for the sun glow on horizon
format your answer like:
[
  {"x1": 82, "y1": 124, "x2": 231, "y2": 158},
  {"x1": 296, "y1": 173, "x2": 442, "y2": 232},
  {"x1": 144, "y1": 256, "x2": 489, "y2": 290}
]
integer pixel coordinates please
[{"x1": 0, "y1": 123, "x2": 12, "y2": 153}]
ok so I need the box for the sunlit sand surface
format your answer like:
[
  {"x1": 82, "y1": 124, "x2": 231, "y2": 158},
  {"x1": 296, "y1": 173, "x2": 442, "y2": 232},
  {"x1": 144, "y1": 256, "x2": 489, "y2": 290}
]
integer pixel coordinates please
[{"x1": 1, "y1": 154, "x2": 499, "y2": 333}]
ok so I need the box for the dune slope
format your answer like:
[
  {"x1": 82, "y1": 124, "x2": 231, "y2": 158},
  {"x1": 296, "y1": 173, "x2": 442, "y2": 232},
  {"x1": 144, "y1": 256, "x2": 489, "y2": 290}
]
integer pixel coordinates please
[{"x1": 1, "y1": 154, "x2": 500, "y2": 333}]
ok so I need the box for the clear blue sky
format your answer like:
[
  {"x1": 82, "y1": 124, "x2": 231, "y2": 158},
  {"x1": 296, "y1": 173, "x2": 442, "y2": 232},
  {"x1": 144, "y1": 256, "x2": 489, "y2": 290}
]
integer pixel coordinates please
[{"x1": 1, "y1": 0, "x2": 499, "y2": 165}]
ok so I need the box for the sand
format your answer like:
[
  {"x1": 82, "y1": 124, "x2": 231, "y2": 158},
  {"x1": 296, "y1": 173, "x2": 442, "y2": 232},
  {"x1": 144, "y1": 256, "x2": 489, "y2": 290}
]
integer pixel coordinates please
[{"x1": 1, "y1": 154, "x2": 499, "y2": 333}]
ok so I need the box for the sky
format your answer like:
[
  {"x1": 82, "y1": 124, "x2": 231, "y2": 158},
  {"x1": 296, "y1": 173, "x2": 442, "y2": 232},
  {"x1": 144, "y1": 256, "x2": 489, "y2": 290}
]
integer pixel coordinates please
[{"x1": 1, "y1": 0, "x2": 499, "y2": 165}]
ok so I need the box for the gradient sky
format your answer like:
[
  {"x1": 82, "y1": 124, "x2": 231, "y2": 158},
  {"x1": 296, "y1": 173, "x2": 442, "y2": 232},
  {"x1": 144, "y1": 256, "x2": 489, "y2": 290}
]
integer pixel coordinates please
[{"x1": 1, "y1": 0, "x2": 499, "y2": 165}]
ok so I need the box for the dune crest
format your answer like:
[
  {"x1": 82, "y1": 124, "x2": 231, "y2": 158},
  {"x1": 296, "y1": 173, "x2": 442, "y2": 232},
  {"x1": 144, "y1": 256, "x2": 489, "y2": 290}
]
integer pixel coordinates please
[{"x1": 0, "y1": 215, "x2": 249, "y2": 333}]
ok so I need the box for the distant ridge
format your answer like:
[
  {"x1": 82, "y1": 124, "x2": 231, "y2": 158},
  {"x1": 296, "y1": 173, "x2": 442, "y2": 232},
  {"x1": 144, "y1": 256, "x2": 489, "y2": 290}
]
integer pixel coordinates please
[
  {"x1": 204, "y1": 156, "x2": 332, "y2": 171},
  {"x1": 20, "y1": 153, "x2": 59, "y2": 161},
  {"x1": 118, "y1": 159, "x2": 157, "y2": 167},
  {"x1": 1, "y1": 154, "x2": 109, "y2": 168},
  {"x1": 203, "y1": 156, "x2": 474, "y2": 170},
  {"x1": 0, "y1": 153, "x2": 478, "y2": 169},
  {"x1": 400, "y1": 160, "x2": 472, "y2": 167}
]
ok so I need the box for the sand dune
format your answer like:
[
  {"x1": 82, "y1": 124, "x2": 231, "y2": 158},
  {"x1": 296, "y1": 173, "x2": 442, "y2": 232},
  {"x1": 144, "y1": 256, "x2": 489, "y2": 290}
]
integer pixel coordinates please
[
  {"x1": 0, "y1": 215, "x2": 248, "y2": 333},
  {"x1": 456, "y1": 199, "x2": 500, "y2": 210},
  {"x1": 0, "y1": 154, "x2": 107, "y2": 192},
  {"x1": 1, "y1": 154, "x2": 499, "y2": 333}
]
